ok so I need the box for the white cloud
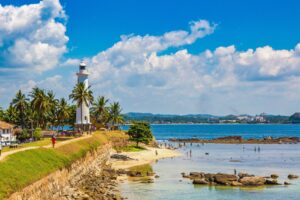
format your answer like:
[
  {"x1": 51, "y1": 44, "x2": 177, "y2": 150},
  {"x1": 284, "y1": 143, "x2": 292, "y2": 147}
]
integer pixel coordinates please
[
  {"x1": 82, "y1": 21, "x2": 300, "y2": 114},
  {"x1": 0, "y1": 0, "x2": 68, "y2": 74}
]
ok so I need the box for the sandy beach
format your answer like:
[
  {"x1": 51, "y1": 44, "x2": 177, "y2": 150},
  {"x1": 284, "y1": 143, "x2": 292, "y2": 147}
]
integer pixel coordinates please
[{"x1": 111, "y1": 146, "x2": 181, "y2": 170}]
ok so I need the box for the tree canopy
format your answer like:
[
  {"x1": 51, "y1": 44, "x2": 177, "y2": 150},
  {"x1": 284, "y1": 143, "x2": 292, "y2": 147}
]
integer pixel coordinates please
[{"x1": 127, "y1": 122, "x2": 153, "y2": 146}]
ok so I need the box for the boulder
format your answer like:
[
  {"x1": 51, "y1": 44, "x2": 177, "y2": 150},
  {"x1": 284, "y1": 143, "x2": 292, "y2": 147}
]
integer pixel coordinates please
[
  {"x1": 204, "y1": 173, "x2": 216, "y2": 182},
  {"x1": 238, "y1": 173, "x2": 254, "y2": 179},
  {"x1": 214, "y1": 173, "x2": 238, "y2": 185},
  {"x1": 270, "y1": 174, "x2": 279, "y2": 179},
  {"x1": 265, "y1": 179, "x2": 279, "y2": 185},
  {"x1": 146, "y1": 172, "x2": 155, "y2": 176},
  {"x1": 192, "y1": 179, "x2": 209, "y2": 185},
  {"x1": 239, "y1": 176, "x2": 266, "y2": 186},
  {"x1": 284, "y1": 181, "x2": 291, "y2": 185},
  {"x1": 287, "y1": 174, "x2": 299, "y2": 179},
  {"x1": 189, "y1": 172, "x2": 204, "y2": 178},
  {"x1": 231, "y1": 181, "x2": 243, "y2": 186}
]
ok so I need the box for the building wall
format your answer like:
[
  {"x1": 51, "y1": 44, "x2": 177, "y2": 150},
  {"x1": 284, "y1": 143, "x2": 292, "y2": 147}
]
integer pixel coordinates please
[{"x1": 76, "y1": 72, "x2": 91, "y2": 125}]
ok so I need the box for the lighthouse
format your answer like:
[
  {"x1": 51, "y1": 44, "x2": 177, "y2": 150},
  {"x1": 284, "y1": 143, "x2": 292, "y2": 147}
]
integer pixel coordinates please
[{"x1": 75, "y1": 62, "x2": 91, "y2": 130}]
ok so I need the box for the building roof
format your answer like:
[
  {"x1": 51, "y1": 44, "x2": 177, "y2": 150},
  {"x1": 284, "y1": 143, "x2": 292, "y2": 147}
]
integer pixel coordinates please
[{"x1": 0, "y1": 121, "x2": 14, "y2": 129}]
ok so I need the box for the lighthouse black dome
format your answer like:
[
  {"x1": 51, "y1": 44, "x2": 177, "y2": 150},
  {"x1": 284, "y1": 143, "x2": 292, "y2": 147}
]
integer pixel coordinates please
[{"x1": 79, "y1": 62, "x2": 86, "y2": 70}]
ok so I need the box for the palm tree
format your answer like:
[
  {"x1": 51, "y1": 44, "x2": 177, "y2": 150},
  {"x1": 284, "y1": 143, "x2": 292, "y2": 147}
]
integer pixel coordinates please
[
  {"x1": 91, "y1": 96, "x2": 109, "y2": 127},
  {"x1": 69, "y1": 83, "x2": 93, "y2": 129},
  {"x1": 29, "y1": 87, "x2": 50, "y2": 128},
  {"x1": 57, "y1": 98, "x2": 70, "y2": 131},
  {"x1": 108, "y1": 102, "x2": 124, "y2": 130},
  {"x1": 47, "y1": 91, "x2": 59, "y2": 128},
  {"x1": 11, "y1": 90, "x2": 29, "y2": 128}
]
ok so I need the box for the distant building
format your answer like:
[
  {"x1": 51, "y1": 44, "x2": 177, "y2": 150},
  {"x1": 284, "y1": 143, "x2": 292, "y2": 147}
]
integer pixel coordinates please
[{"x1": 0, "y1": 121, "x2": 16, "y2": 146}]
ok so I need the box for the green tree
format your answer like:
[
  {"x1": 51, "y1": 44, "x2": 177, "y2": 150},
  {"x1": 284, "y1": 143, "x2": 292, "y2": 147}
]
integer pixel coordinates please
[
  {"x1": 127, "y1": 122, "x2": 153, "y2": 147},
  {"x1": 69, "y1": 83, "x2": 94, "y2": 128},
  {"x1": 0, "y1": 107, "x2": 4, "y2": 120},
  {"x1": 47, "y1": 91, "x2": 59, "y2": 128},
  {"x1": 11, "y1": 90, "x2": 29, "y2": 128},
  {"x1": 91, "y1": 96, "x2": 109, "y2": 127},
  {"x1": 33, "y1": 128, "x2": 42, "y2": 140},
  {"x1": 57, "y1": 98, "x2": 70, "y2": 131},
  {"x1": 30, "y1": 87, "x2": 50, "y2": 128},
  {"x1": 3, "y1": 105, "x2": 18, "y2": 124},
  {"x1": 108, "y1": 102, "x2": 124, "y2": 130}
]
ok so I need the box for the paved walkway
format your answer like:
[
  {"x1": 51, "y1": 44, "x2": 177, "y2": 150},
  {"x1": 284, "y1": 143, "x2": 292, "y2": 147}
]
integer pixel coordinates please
[{"x1": 0, "y1": 134, "x2": 93, "y2": 162}]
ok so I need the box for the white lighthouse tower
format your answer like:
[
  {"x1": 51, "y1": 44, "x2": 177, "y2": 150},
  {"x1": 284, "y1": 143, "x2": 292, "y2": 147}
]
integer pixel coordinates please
[{"x1": 75, "y1": 62, "x2": 91, "y2": 130}]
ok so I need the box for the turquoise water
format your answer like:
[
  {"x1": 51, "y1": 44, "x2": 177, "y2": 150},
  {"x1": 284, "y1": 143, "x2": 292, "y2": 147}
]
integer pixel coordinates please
[
  {"x1": 119, "y1": 124, "x2": 300, "y2": 200},
  {"x1": 121, "y1": 124, "x2": 300, "y2": 140}
]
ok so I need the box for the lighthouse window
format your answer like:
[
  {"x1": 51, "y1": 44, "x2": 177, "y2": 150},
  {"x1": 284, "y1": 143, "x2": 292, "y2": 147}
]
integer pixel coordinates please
[{"x1": 84, "y1": 116, "x2": 87, "y2": 120}]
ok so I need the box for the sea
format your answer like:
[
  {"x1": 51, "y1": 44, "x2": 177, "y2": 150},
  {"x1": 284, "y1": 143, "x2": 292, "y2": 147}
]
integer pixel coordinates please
[{"x1": 119, "y1": 124, "x2": 300, "y2": 200}]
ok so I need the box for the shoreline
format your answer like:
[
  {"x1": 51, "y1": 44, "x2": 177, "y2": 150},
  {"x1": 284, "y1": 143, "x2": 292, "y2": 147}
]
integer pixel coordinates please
[
  {"x1": 111, "y1": 146, "x2": 181, "y2": 170},
  {"x1": 169, "y1": 136, "x2": 300, "y2": 144}
]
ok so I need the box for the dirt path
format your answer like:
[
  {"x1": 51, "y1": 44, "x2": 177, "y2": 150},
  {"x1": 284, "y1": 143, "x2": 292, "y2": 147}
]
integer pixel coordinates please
[{"x1": 0, "y1": 134, "x2": 93, "y2": 162}]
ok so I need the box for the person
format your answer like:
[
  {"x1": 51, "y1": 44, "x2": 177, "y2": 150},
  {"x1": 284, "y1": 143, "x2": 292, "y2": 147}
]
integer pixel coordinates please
[
  {"x1": 51, "y1": 134, "x2": 56, "y2": 148},
  {"x1": 155, "y1": 150, "x2": 158, "y2": 156}
]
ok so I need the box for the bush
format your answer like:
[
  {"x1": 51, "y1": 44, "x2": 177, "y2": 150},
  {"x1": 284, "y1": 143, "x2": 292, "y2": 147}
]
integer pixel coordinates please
[
  {"x1": 16, "y1": 129, "x2": 30, "y2": 142},
  {"x1": 33, "y1": 128, "x2": 42, "y2": 140},
  {"x1": 127, "y1": 122, "x2": 153, "y2": 147}
]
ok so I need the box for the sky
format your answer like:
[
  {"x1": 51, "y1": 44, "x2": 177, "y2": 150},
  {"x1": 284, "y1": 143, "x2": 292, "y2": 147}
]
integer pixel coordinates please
[{"x1": 0, "y1": 0, "x2": 300, "y2": 115}]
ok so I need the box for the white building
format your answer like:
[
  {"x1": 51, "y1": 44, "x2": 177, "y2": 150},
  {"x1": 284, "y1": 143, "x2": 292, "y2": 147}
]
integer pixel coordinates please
[
  {"x1": 0, "y1": 121, "x2": 16, "y2": 146},
  {"x1": 75, "y1": 62, "x2": 91, "y2": 130}
]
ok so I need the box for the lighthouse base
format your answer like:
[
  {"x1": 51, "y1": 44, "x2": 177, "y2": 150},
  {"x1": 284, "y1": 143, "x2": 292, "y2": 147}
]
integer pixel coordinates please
[{"x1": 75, "y1": 123, "x2": 92, "y2": 133}]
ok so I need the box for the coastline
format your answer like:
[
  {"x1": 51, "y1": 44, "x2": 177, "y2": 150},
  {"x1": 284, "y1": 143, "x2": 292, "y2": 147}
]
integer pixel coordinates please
[{"x1": 111, "y1": 146, "x2": 181, "y2": 170}]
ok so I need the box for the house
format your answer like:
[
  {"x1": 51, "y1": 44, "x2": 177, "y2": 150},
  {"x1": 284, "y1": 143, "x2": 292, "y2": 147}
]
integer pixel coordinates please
[{"x1": 0, "y1": 121, "x2": 16, "y2": 146}]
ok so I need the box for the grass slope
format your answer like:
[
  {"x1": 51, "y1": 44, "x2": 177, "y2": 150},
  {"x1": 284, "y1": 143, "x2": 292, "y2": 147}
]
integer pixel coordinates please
[{"x1": 0, "y1": 132, "x2": 108, "y2": 199}]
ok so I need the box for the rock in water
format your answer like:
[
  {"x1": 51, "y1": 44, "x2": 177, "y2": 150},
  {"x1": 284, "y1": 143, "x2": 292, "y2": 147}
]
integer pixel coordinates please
[
  {"x1": 265, "y1": 179, "x2": 279, "y2": 185},
  {"x1": 231, "y1": 181, "x2": 243, "y2": 186},
  {"x1": 288, "y1": 174, "x2": 299, "y2": 179},
  {"x1": 192, "y1": 179, "x2": 209, "y2": 185},
  {"x1": 270, "y1": 174, "x2": 279, "y2": 179},
  {"x1": 214, "y1": 174, "x2": 238, "y2": 185},
  {"x1": 239, "y1": 176, "x2": 266, "y2": 186}
]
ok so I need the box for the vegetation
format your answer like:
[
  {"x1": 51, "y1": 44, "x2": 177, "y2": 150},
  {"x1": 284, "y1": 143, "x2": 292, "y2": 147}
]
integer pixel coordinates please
[
  {"x1": 91, "y1": 96, "x2": 109, "y2": 128},
  {"x1": 127, "y1": 122, "x2": 153, "y2": 147},
  {"x1": 0, "y1": 84, "x2": 124, "y2": 134},
  {"x1": 33, "y1": 128, "x2": 42, "y2": 140},
  {"x1": 0, "y1": 132, "x2": 108, "y2": 199},
  {"x1": 128, "y1": 164, "x2": 153, "y2": 177},
  {"x1": 69, "y1": 83, "x2": 94, "y2": 126},
  {"x1": 114, "y1": 144, "x2": 146, "y2": 152}
]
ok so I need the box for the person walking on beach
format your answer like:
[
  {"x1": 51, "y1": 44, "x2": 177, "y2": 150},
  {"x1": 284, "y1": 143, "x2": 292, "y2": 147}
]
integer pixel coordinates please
[
  {"x1": 155, "y1": 150, "x2": 158, "y2": 156},
  {"x1": 51, "y1": 134, "x2": 57, "y2": 148}
]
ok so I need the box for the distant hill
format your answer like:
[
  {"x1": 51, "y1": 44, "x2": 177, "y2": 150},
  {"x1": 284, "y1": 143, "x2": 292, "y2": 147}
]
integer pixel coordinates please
[
  {"x1": 289, "y1": 113, "x2": 300, "y2": 123},
  {"x1": 123, "y1": 112, "x2": 292, "y2": 124},
  {"x1": 123, "y1": 112, "x2": 218, "y2": 123}
]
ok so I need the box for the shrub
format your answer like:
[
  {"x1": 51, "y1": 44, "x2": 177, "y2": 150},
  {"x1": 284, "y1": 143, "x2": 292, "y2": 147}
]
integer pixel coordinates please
[
  {"x1": 33, "y1": 128, "x2": 42, "y2": 140},
  {"x1": 16, "y1": 129, "x2": 30, "y2": 142},
  {"x1": 127, "y1": 122, "x2": 153, "y2": 147}
]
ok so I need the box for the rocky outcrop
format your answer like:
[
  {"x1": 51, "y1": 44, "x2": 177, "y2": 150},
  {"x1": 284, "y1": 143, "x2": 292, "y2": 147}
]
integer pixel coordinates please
[
  {"x1": 8, "y1": 144, "x2": 121, "y2": 200},
  {"x1": 287, "y1": 174, "x2": 299, "y2": 179},
  {"x1": 182, "y1": 171, "x2": 293, "y2": 187},
  {"x1": 239, "y1": 176, "x2": 265, "y2": 186}
]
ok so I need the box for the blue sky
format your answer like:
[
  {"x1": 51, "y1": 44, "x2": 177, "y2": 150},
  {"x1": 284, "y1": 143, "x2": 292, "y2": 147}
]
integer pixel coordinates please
[{"x1": 1, "y1": 0, "x2": 300, "y2": 115}]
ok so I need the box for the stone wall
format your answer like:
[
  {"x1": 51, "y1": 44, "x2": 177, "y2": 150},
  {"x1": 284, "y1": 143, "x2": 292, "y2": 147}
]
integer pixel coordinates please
[{"x1": 8, "y1": 143, "x2": 112, "y2": 200}]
